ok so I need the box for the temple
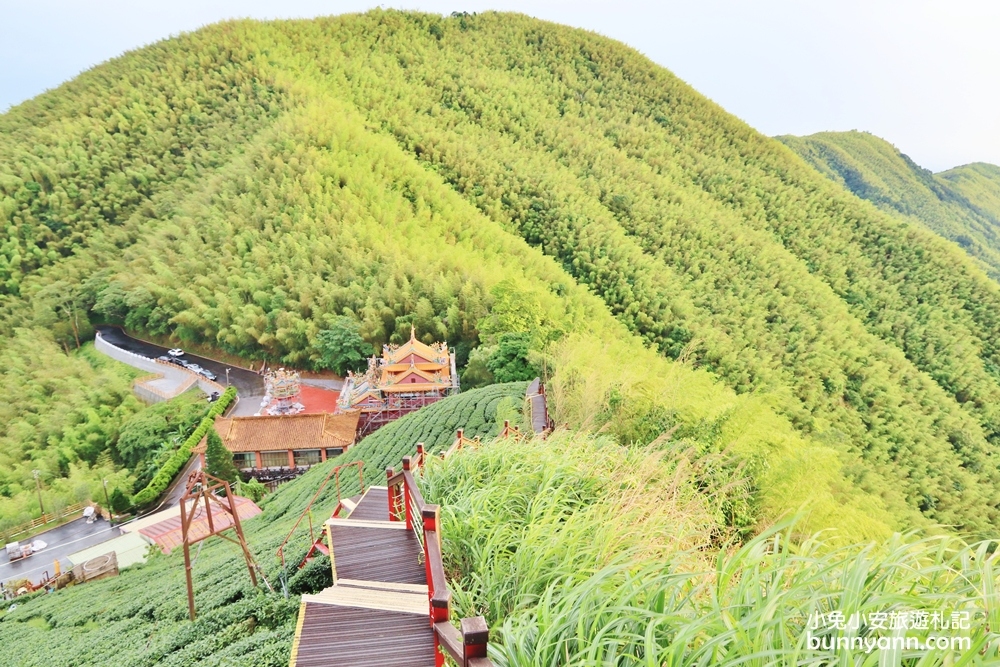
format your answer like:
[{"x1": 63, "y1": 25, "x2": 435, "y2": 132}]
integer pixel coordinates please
[
  {"x1": 337, "y1": 326, "x2": 459, "y2": 435},
  {"x1": 193, "y1": 412, "x2": 360, "y2": 486}
]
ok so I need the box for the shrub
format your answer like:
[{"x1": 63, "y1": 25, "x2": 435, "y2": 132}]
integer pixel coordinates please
[
  {"x1": 131, "y1": 387, "x2": 236, "y2": 508},
  {"x1": 288, "y1": 556, "x2": 333, "y2": 595}
]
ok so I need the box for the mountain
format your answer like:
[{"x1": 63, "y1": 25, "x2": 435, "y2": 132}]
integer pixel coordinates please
[
  {"x1": 2, "y1": 10, "x2": 999, "y2": 665},
  {"x1": 778, "y1": 131, "x2": 1000, "y2": 279},
  {"x1": 3, "y1": 10, "x2": 1000, "y2": 539},
  {"x1": 939, "y1": 161, "x2": 1000, "y2": 222}
]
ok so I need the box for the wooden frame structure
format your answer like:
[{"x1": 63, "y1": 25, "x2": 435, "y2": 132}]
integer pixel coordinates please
[{"x1": 179, "y1": 471, "x2": 260, "y2": 620}]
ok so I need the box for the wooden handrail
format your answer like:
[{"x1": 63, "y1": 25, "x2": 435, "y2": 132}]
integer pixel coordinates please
[
  {"x1": 434, "y1": 622, "x2": 465, "y2": 664},
  {"x1": 388, "y1": 443, "x2": 495, "y2": 666},
  {"x1": 277, "y1": 460, "x2": 364, "y2": 572},
  {"x1": 403, "y1": 470, "x2": 425, "y2": 513}
]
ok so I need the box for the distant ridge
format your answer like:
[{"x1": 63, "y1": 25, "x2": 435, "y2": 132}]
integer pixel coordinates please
[{"x1": 778, "y1": 130, "x2": 1000, "y2": 279}]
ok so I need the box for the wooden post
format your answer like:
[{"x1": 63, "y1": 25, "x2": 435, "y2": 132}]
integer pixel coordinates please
[
  {"x1": 462, "y1": 617, "x2": 490, "y2": 661},
  {"x1": 224, "y1": 486, "x2": 258, "y2": 588},
  {"x1": 180, "y1": 496, "x2": 196, "y2": 621},
  {"x1": 416, "y1": 443, "x2": 425, "y2": 468},
  {"x1": 386, "y1": 467, "x2": 398, "y2": 520},
  {"x1": 180, "y1": 472, "x2": 264, "y2": 620},
  {"x1": 402, "y1": 456, "x2": 413, "y2": 530}
]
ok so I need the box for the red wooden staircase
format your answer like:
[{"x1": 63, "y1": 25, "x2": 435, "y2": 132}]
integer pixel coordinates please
[{"x1": 289, "y1": 446, "x2": 495, "y2": 667}]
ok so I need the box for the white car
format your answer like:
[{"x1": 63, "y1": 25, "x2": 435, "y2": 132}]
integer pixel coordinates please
[{"x1": 168, "y1": 348, "x2": 184, "y2": 357}]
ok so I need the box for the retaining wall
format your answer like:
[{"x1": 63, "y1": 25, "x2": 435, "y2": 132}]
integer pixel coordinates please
[{"x1": 95, "y1": 332, "x2": 225, "y2": 403}]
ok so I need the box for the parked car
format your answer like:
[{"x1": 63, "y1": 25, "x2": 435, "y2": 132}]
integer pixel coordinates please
[
  {"x1": 167, "y1": 348, "x2": 185, "y2": 357},
  {"x1": 186, "y1": 364, "x2": 204, "y2": 374},
  {"x1": 156, "y1": 355, "x2": 172, "y2": 363},
  {"x1": 198, "y1": 369, "x2": 218, "y2": 381}
]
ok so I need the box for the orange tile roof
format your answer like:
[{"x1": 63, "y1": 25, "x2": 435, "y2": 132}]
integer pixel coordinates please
[
  {"x1": 193, "y1": 411, "x2": 360, "y2": 454},
  {"x1": 139, "y1": 496, "x2": 262, "y2": 553},
  {"x1": 384, "y1": 326, "x2": 450, "y2": 366}
]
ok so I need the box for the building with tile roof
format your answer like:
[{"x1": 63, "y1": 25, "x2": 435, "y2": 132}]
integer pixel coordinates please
[
  {"x1": 119, "y1": 496, "x2": 262, "y2": 554},
  {"x1": 193, "y1": 411, "x2": 361, "y2": 472},
  {"x1": 337, "y1": 326, "x2": 460, "y2": 435}
]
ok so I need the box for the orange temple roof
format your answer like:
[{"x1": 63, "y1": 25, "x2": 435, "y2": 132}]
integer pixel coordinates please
[{"x1": 193, "y1": 412, "x2": 360, "y2": 454}]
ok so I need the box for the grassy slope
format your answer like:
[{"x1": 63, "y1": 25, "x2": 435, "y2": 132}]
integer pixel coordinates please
[
  {"x1": 424, "y1": 434, "x2": 997, "y2": 665},
  {"x1": 778, "y1": 131, "x2": 1000, "y2": 279}
]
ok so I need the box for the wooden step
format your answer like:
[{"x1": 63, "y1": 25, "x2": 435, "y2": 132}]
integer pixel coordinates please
[
  {"x1": 336, "y1": 578, "x2": 428, "y2": 595},
  {"x1": 303, "y1": 584, "x2": 429, "y2": 615},
  {"x1": 327, "y1": 520, "x2": 427, "y2": 585},
  {"x1": 347, "y1": 486, "x2": 391, "y2": 521},
  {"x1": 328, "y1": 517, "x2": 408, "y2": 531},
  {"x1": 339, "y1": 497, "x2": 358, "y2": 512}
]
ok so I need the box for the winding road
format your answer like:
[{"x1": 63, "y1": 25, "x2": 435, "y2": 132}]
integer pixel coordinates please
[{"x1": 96, "y1": 326, "x2": 265, "y2": 416}]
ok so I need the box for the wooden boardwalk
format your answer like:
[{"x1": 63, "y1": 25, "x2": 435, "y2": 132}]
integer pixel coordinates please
[
  {"x1": 526, "y1": 378, "x2": 553, "y2": 435},
  {"x1": 290, "y1": 454, "x2": 494, "y2": 667}
]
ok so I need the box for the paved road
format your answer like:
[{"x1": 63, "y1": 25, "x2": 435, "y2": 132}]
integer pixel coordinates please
[
  {"x1": 96, "y1": 326, "x2": 265, "y2": 415},
  {"x1": 0, "y1": 517, "x2": 121, "y2": 589},
  {"x1": 161, "y1": 448, "x2": 203, "y2": 508}
]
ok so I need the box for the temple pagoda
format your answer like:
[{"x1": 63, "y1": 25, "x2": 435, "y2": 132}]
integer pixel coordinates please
[{"x1": 337, "y1": 326, "x2": 459, "y2": 435}]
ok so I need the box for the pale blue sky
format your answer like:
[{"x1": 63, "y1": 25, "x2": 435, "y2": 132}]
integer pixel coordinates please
[{"x1": 2, "y1": 1, "x2": 997, "y2": 172}]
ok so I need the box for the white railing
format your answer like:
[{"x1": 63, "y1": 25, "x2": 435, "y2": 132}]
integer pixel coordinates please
[{"x1": 95, "y1": 332, "x2": 224, "y2": 402}]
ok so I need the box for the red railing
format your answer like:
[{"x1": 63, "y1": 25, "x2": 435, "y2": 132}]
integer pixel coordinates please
[
  {"x1": 277, "y1": 460, "x2": 364, "y2": 573},
  {"x1": 386, "y1": 441, "x2": 494, "y2": 667}
]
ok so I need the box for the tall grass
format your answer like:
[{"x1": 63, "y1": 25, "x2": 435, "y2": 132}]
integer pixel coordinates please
[
  {"x1": 548, "y1": 333, "x2": 912, "y2": 543},
  {"x1": 423, "y1": 433, "x2": 1000, "y2": 666}
]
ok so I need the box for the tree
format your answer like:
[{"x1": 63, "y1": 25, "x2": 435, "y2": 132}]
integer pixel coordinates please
[
  {"x1": 109, "y1": 487, "x2": 131, "y2": 514},
  {"x1": 461, "y1": 346, "x2": 495, "y2": 389},
  {"x1": 205, "y1": 429, "x2": 239, "y2": 485},
  {"x1": 478, "y1": 279, "x2": 543, "y2": 343},
  {"x1": 486, "y1": 332, "x2": 538, "y2": 382},
  {"x1": 115, "y1": 410, "x2": 169, "y2": 468},
  {"x1": 315, "y1": 317, "x2": 373, "y2": 375}
]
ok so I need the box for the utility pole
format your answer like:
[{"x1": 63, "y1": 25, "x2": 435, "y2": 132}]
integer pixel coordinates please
[
  {"x1": 103, "y1": 479, "x2": 113, "y2": 526},
  {"x1": 226, "y1": 368, "x2": 231, "y2": 387},
  {"x1": 32, "y1": 470, "x2": 44, "y2": 516}
]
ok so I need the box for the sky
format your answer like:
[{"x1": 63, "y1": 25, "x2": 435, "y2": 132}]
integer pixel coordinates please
[{"x1": 1, "y1": 0, "x2": 997, "y2": 172}]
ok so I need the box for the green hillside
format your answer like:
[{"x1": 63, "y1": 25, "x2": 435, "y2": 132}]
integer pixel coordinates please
[
  {"x1": 778, "y1": 131, "x2": 1000, "y2": 279},
  {"x1": 940, "y1": 162, "x2": 1000, "y2": 221},
  {"x1": 4, "y1": 9, "x2": 1000, "y2": 540}
]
